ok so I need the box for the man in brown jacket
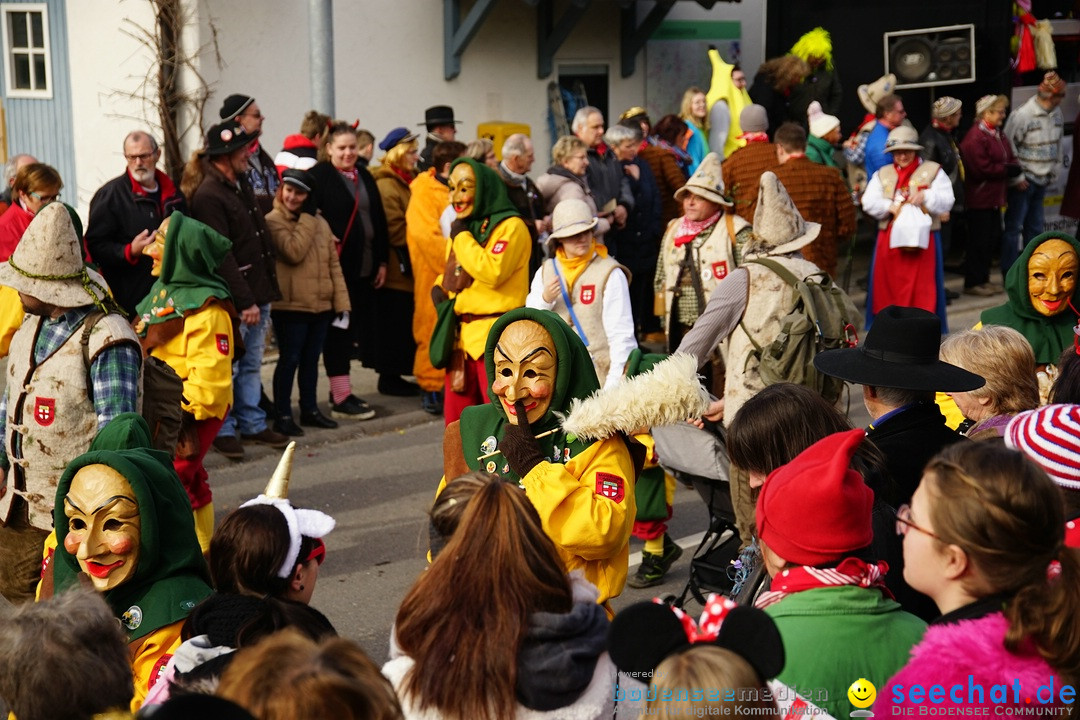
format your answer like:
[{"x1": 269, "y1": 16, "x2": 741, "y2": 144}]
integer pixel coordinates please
[
  {"x1": 720, "y1": 104, "x2": 778, "y2": 222},
  {"x1": 186, "y1": 117, "x2": 288, "y2": 459},
  {"x1": 771, "y1": 122, "x2": 856, "y2": 277}
]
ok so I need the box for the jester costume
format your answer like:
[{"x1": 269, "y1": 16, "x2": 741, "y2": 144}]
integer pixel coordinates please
[
  {"x1": 52, "y1": 413, "x2": 212, "y2": 711},
  {"x1": 439, "y1": 308, "x2": 636, "y2": 605}
]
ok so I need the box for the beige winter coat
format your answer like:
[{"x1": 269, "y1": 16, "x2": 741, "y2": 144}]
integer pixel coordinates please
[{"x1": 266, "y1": 199, "x2": 350, "y2": 314}]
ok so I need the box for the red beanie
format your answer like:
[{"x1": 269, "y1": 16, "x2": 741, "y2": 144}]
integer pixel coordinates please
[{"x1": 755, "y1": 429, "x2": 874, "y2": 566}]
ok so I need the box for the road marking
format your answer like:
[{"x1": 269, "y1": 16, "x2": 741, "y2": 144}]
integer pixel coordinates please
[{"x1": 628, "y1": 530, "x2": 728, "y2": 568}]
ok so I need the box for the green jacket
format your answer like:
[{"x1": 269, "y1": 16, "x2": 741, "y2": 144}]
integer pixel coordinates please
[
  {"x1": 806, "y1": 134, "x2": 839, "y2": 169},
  {"x1": 765, "y1": 585, "x2": 926, "y2": 718}
]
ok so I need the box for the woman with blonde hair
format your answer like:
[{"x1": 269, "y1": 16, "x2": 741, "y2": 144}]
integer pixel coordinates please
[
  {"x1": 535, "y1": 135, "x2": 611, "y2": 239},
  {"x1": 465, "y1": 137, "x2": 498, "y2": 168},
  {"x1": 678, "y1": 86, "x2": 709, "y2": 173},
  {"x1": 875, "y1": 442, "x2": 1080, "y2": 712},
  {"x1": 370, "y1": 127, "x2": 422, "y2": 397},
  {"x1": 387, "y1": 476, "x2": 637, "y2": 719},
  {"x1": 939, "y1": 326, "x2": 1039, "y2": 440}
]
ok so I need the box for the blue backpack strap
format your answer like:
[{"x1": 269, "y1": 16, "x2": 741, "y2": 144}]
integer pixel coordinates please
[{"x1": 551, "y1": 259, "x2": 590, "y2": 347}]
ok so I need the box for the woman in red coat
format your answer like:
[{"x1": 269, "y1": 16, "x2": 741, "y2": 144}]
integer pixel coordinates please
[{"x1": 959, "y1": 94, "x2": 1019, "y2": 296}]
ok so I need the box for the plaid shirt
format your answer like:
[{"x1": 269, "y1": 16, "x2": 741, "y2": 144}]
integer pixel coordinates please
[{"x1": 0, "y1": 307, "x2": 141, "y2": 467}]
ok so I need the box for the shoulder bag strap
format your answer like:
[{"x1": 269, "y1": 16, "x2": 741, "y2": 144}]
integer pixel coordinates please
[{"x1": 551, "y1": 260, "x2": 590, "y2": 347}]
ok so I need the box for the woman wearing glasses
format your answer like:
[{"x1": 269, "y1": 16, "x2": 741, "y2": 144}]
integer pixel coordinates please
[
  {"x1": 0, "y1": 162, "x2": 62, "y2": 261},
  {"x1": 876, "y1": 442, "x2": 1080, "y2": 713}
]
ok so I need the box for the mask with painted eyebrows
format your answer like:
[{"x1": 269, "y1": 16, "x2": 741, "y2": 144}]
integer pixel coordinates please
[
  {"x1": 491, "y1": 320, "x2": 557, "y2": 426},
  {"x1": 1028, "y1": 238, "x2": 1078, "y2": 317},
  {"x1": 63, "y1": 464, "x2": 141, "y2": 592}
]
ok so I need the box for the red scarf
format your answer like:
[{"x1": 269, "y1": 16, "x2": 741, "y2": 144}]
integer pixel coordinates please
[
  {"x1": 754, "y1": 557, "x2": 892, "y2": 609},
  {"x1": 739, "y1": 132, "x2": 770, "y2": 143},
  {"x1": 673, "y1": 210, "x2": 721, "y2": 247},
  {"x1": 893, "y1": 158, "x2": 922, "y2": 201},
  {"x1": 390, "y1": 166, "x2": 415, "y2": 185}
]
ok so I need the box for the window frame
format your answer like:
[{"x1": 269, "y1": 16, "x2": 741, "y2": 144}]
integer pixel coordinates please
[{"x1": 1, "y1": 3, "x2": 52, "y2": 99}]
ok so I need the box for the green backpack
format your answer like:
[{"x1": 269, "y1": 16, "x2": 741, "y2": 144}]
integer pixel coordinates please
[{"x1": 738, "y1": 257, "x2": 859, "y2": 404}]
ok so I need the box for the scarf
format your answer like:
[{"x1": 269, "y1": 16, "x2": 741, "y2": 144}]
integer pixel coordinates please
[
  {"x1": 135, "y1": 212, "x2": 233, "y2": 331},
  {"x1": 754, "y1": 557, "x2": 892, "y2": 609},
  {"x1": 390, "y1": 165, "x2": 415, "y2": 185},
  {"x1": 555, "y1": 242, "x2": 608, "y2": 291},
  {"x1": 739, "y1": 131, "x2": 770, "y2": 143},
  {"x1": 892, "y1": 158, "x2": 922, "y2": 201},
  {"x1": 674, "y1": 210, "x2": 721, "y2": 247},
  {"x1": 449, "y1": 157, "x2": 521, "y2": 246}
]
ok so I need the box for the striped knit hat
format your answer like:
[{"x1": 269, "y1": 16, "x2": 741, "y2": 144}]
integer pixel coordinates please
[{"x1": 1005, "y1": 405, "x2": 1080, "y2": 490}]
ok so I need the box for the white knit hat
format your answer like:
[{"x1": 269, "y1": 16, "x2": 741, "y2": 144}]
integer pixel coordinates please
[
  {"x1": 1005, "y1": 405, "x2": 1080, "y2": 491},
  {"x1": 807, "y1": 101, "x2": 840, "y2": 139}
]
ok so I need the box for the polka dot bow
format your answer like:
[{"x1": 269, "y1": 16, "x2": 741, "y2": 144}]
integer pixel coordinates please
[{"x1": 660, "y1": 593, "x2": 738, "y2": 643}]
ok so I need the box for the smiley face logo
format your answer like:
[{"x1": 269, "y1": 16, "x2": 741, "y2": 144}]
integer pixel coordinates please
[{"x1": 848, "y1": 678, "x2": 876, "y2": 709}]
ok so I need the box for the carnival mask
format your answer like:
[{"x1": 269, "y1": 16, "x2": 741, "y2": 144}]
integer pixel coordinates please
[
  {"x1": 144, "y1": 216, "x2": 169, "y2": 277},
  {"x1": 492, "y1": 320, "x2": 557, "y2": 426},
  {"x1": 1028, "y1": 238, "x2": 1078, "y2": 317},
  {"x1": 63, "y1": 464, "x2": 141, "y2": 592},
  {"x1": 448, "y1": 163, "x2": 477, "y2": 219}
]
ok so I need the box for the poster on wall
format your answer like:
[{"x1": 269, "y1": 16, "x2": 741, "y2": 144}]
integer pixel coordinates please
[{"x1": 645, "y1": 20, "x2": 742, "y2": 126}]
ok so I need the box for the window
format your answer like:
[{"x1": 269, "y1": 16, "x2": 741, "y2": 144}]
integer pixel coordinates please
[{"x1": 2, "y1": 4, "x2": 50, "y2": 98}]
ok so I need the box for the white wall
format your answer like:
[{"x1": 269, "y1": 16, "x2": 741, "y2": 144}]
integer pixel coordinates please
[
  {"x1": 63, "y1": 0, "x2": 768, "y2": 220},
  {"x1": 66, "y1": 0, "x2": 161, "y2": 218}
]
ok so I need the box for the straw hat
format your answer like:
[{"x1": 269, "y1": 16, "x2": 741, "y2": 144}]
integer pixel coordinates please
[
  {"x1": 857, "y1": 73, "x2": 896, "y2": 114},
  {"x1": 746, "y1": 171, "x2": 820, "y2": 257},
  {"x1": 883, "y1": 125, "x2": 923, "y2": 153},
  {"x1": 674, "y1": 152, "x2": 731, "y2": 207},
  {"x1": 0, "y1": 202, "x2": 110, "y2": 308}
]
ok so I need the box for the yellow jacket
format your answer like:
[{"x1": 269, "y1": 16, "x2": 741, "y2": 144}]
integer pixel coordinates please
[
  {"x1": 520, "y1": 435, "x2": 636, "y2": 605},
  {"x1": 0, "y1": 285, "x2": 22, "y2": 357},
  {"x1": 130, "y1": 619, "x2": 184, "y2": 712},
  {"x1": 437, "y1": 433, "x2": 636, "y2": 606},
  {"x1": 444, "y1": 217, "x2": 531, "y2": 359},
  {"x1": 149, "y1": 303, "x2": 234, "y2": 420},
  {"x1": 406, "y1": 169, "x2": 450, "y2": 391}
]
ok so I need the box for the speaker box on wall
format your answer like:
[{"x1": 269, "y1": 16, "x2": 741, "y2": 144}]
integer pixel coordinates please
[{"x1": 884, "y1": 24, "x2": 976, "y2": 88}]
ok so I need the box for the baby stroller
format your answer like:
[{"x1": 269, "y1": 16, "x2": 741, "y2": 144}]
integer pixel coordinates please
[{"x1": 652, "y1": 420, "x2": 765, "y2": 607}]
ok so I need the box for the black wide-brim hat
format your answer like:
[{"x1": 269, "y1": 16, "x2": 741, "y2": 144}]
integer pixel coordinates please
[
  {"x1": 814, "y1": 305, "x2": 985, "y2": 392},
  {"x1": 419, "y1": 104, "x2": 461, "y2": 129}
]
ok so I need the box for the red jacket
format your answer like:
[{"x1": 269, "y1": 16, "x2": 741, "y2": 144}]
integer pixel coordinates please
[
  {"x1": 0, "y1": 201, "x2": 33, "y2": 261},
  {"x1": 959, "y1": 122, "x2": 1017, "y2": 210}
]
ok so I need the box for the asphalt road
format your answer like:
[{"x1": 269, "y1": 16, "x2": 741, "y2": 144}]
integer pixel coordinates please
[{"x1": 207, "y1": 417, "x2": 716, "y2": 661}]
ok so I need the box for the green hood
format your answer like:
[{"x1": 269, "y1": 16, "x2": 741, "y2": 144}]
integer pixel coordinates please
[
  {"x1": 460, "y1": 308, "x2": 600, "y2": 481},
  {"x1": 448, "y1": 157, "x2": 521, "y2": 246},
  {"x1": 53, "y1": 414, "x2": 212, "y2": 642},
  {"x1": 135, "y1": 211, "x2": 233, "y2": 331},
  {"x1": 981, "y1": 231, "x2": 1080, "y2": 365}
]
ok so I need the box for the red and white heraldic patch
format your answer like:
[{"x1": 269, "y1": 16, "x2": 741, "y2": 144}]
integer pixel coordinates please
[
  {"x1": 490, "y1": 240, "x2": 508, "y2": 255},
  {"x1": 580, "y1": 285, "x2": 596, "y2": 304},
  {"x1": 216, "y1": 334, "x2": 230, "y2": 355},
  {"x1": 34, "y1": 397, "x2": 55, "y2": 426},
  {"x1": 595, "y1": 472, "x2": 625, "y2": 503},
  {"x1": 711, "y1": 261, "x2": 728, "y2": 280}
]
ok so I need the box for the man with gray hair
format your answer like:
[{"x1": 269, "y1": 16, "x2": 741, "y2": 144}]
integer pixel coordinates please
[
  {"x1": 497, "y1": 133, "x2": 548, "y2": 274},
  {"x1": 85, "y1": 130, "x2": 187, "y2": 317},
  {"x1": 573, "y1": 106, "x2": 633, "y2": 230},
  {"x1": 0, "y1": 154, "x2": 36, "y2": 215}
]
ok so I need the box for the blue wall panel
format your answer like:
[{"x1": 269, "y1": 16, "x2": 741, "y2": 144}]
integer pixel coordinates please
[{"x1": 1, "y1": 0, "x2": 76, "y2": 200}]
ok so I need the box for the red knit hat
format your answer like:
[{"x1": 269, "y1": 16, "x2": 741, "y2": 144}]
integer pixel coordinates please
[{"x1": 755, "y1": 429, "x2": 874, "y2": 566}]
